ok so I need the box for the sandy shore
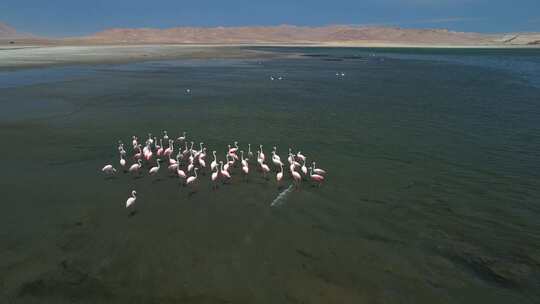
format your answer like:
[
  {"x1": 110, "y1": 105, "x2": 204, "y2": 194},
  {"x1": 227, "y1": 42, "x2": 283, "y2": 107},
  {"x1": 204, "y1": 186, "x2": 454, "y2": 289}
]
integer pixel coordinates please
[
  {"x1": 0, "y1": 44, "x2": 281, "y2": 69},
  {"x1": 1, "y1": 43, "x2": 538, "y2": 69}
]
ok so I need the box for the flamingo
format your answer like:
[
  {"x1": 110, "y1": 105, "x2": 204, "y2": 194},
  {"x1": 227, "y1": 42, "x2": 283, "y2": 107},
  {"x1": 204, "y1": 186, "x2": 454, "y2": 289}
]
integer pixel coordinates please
[
  {"x1": 241, "y1": 151, "x2": 248, "y2": 168},
  {"x1": 189, "y1": 149, "x2": 194, "y2": 163},
  {"x1": 102, "y1": 164, "x2": 116, "y2": 175},
  {"x1": 199, "y1": 147, "x2": 207, "y2": 160},
  {"x1": 198, "y1": 157, "x2": 206, "y2": 168},
  {"x1": 131, "y1": 136, "x2": 138, "y2": 148},
  {"x1": 133, "y1": 145, "x2": 142, "y2": 160},
  {"x1": 119, "y1": 154, "x2": 126, "y2": 168},
  {"x1": 168, "y1": 155, "x2": 177, "y2": 166},
  {"x1": 163, "y1": 130, "x2": 169, "y2": 141},
  {"x1": 301, "y1": 159, "x2": 308, "y2": 176},
  {"x1": 147, "y1": 133, "x2": 154, "y2": 145},
  {"x1": 177, "y1": 131, "x2": 187, "y2": 142},
  {"x1": 241, "y1": 151, "x2": 249, "y2": 177},
  {"x1": 272, "y1": 147, "x2": 281, "y2": 161},
  {"x1": 259, "y1": 145, "x2": 265, "y2": 162},
  {"x1": 224, "y1": 153, "x2": 234, "y2": 171},
  {"x1": 309, "y1": 167, "x2": 325, "y2": 186},
  {"x1": 312, "y1": 162, "x2": 327, "y2": 175},
  {"x1": 229, "y1": 151, "x2": 239, "y2": 161},
  {"x1": 186, "y1": 167, "x2": 198, "y2": 186},
  {"x1": 156, "y1": 139, "x2": 164, "y2": 157},
  {"x1": 210, "y1": 151, "x2": 218, "y2": 171},
  {"x1": 144, "y1": 144, "x2": 153, "y2": 161},
  {"x1": 168, "y1": 161, "x2": 179, "y2": 172},
  {"x1": 276, "y1": 163, "x2": 283, "y2": 184},
  {"x1": 148, "y1": 159, "x2": 161, "y2": 176},
  {"x1": 126, "y1": 190, "x2": 137, "y2": 208},
  {"x1": 296, "y1": 151, "x2": 306, "y2": 162},
  {"x1": 257, "y1": 151, "x2": 263, "y2": 165},
  {"x1": 272, "y1": 151, "x2": 283, "y2": 168},
  {"x1": 211, "y1": 166, "x2": 219, "y2": 189},
  {"x1": 194, "y1": 142, "x2": 204, "y2": 158},
  {"x1": 220, "y1": 161, "x2": 231, "y2": 180},
  {"x1": 292, "y1": 170, "x2": 302, "y2": 187},
  {"x1": 129, "y1": 159, "x2": 143, "y2": 174},
  {"x1": 287, "y1": 149, "x2": 294, "y2": 165},
  {"x1": 163, "y1": 140, "x2": 173, "y2": 158},
  {"x1": 177, "y1": 166, "x2": 187, "y2": 184},
  {"x1": 229, "y1": 141, "x2": 239, "y2": 154},
  {"x1": 119, "y1": 144, "x2": 126, "y2": 156},
  {"x1": 247, "y1": 144, "x2": 254, "y2": 159},
  {"x1": 260, "y1": 162, "x2": 270, "y2": 178}
]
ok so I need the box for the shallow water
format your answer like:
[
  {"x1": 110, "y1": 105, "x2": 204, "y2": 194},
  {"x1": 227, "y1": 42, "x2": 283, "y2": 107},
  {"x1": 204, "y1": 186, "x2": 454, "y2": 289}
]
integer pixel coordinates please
[{"x1": 1, "y1": 47, "x2": 540, "y2": 303}]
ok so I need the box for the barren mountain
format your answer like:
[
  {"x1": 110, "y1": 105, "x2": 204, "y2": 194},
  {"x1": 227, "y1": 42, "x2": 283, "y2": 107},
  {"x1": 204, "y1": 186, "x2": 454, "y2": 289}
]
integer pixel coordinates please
[
  {"x1": 79, "y1": 25, "x2": 501, "y2": 45},
  {"x1": 1, "y1": 21, "x2": 539, "y2": 46},
  {"x1": 0, "y1": 22, "x2": 34, "y2": 39},
  {"x1": 0, "y1": 22, "x2": 20, "y2": 39}
]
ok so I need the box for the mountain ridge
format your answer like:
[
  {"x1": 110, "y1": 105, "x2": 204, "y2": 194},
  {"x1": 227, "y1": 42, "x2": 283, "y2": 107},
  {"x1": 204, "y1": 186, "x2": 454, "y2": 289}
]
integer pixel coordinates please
[{"x1": 2, "y1": 22, "x2": 539, "y2": 46}]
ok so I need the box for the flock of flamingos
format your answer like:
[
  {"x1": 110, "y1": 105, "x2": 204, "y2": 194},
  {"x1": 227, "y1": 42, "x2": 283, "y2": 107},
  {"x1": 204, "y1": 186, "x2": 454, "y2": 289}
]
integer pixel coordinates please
[{"x1": 101, "y1": 131, "x2": 327, "y2": 208}]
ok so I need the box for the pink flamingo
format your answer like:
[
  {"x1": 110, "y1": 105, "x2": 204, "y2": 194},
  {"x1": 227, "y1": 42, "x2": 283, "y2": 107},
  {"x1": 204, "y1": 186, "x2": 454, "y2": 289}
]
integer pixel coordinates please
[
  {"x1": 168, "y1": 154, "x2": 177, "y2": 166},
  {"x1": 309, "y1": 167, "x2": 325, "y2": 186},
  {"x1": 292, "y1": 170, "x2": 302, "y2": 188},
  {"x1": 210, "y1": 151, "x2": 218, "y2": 171},
  {"x1": 220, "y1": 161, "x2": 231, "y2": 180},
  {"x1": 129, "y1": 159, "x2": 143, "y2": 175},
  {"x1": 259, "y1": 145, "x2": 265, "y2": 162},
  {"x1": 211, "y1": 166, "x2": 219, "y2": 189},
  {"x1": 186, "y1": 167, "x2": 198, "y2": 186},
  {"x1": 144, "y1": 145, "x2": 153, "y2": 161},
  {"x1": 240, "y1": 151, "x2": 249, "y2": 168},
  {"x1": 177, "y1": 166, "x2": 187, "y2": 185},
  {"x1": 301, "y1": 159, "x2": 308, "y2": 176},
  {"x1": 228, "y1": 141, "x2": 239, "y2": 154},
  {"x1": 296, "y1": 151, "x2": 306, "y2": 162},
  {"x1": 194, "y1": 142, "x2": 204, "y2": 158},
  {"x1": 272, "y1": 151, "x2": 283, "y2": 168},
  {"x1": 199, "y1": 147, "x2": 207, "y2": 160},
  {"x1": 276, "y1": 163, "x2": 283, "y2": 185},
  {"x1": 260, "y1": 162, "x2": 270, "y2": 179},
  {"x1": 312, "y1": 162, "x2": 327, "y2": 175},
  {"x1": 163, "y1": 140, "x2": 173, "y2": 158},
  {"x1": 131, "y1": 136, "x2": 138, "y2": 148},
  {"x1": 156, "y1": 139, "x2": 164, "y2": 157},
  {"x1": 247, "y1": 144, "x2": 254, "y2": 159},
  {"x1": 133, "y1": 145, "x2": 142, "y2": 160},
  {"x1": 148, "y1": 159, "x2": 161, "y2": 176}
]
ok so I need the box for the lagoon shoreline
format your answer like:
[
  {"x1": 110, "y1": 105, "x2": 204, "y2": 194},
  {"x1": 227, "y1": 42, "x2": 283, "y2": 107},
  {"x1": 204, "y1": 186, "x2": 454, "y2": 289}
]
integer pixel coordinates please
[{"x1": 1, "y1": 43, "x2": 538, "y2": 69}]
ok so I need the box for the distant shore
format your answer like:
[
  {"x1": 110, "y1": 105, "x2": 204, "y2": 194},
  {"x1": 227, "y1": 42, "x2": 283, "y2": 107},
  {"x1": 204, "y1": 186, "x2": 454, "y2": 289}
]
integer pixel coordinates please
[{"x1": 0, "y1": 43, "x2": 538, "y2": 69}]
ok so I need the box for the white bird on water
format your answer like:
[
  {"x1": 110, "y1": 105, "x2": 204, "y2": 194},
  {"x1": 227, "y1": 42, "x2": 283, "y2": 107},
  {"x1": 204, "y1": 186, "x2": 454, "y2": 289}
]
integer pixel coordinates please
[
  {"x1": 126, "y1": 190, "x2": 137, "y2": 208},
  {"x1": 102, "y1": 164, "x2": 116, "y2": 175}
]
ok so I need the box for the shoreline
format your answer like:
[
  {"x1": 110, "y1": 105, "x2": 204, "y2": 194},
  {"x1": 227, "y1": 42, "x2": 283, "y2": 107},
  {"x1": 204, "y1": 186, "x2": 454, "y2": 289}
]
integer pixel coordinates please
[{"x1": 1, "y1": 43, "x2": 538, "y2": 70}]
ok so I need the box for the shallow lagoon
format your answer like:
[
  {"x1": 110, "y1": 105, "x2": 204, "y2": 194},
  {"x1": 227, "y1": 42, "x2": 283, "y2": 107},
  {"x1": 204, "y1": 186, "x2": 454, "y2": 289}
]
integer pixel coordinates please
[{"x1": 1, "y1": 47, "x2": 539, "y2": 303}]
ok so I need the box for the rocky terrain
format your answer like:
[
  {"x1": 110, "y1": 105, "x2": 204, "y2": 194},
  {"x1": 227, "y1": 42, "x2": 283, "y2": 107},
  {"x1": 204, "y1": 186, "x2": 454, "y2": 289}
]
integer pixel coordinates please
[{"x1": 1, "y1": 22, "x2": 539, "y2": 46}]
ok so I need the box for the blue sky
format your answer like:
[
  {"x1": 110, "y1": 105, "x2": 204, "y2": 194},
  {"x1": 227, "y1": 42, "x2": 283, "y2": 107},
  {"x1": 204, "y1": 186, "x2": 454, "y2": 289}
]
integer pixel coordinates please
[{"x1": 1, "y1": 0, "x2": 539, "y2": 37}]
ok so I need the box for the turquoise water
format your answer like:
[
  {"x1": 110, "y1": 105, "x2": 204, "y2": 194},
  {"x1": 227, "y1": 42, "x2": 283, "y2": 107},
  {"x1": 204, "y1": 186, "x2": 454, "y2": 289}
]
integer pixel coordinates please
[{"x1": 1, "y1": 47, "x2": 539, "y2": 303}]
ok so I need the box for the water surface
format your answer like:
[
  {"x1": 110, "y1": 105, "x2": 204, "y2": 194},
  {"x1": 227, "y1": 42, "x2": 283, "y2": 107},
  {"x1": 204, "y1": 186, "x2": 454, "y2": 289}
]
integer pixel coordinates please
[{"x1": 1, "y1": 47, "x2": 539, "y2": 303}]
